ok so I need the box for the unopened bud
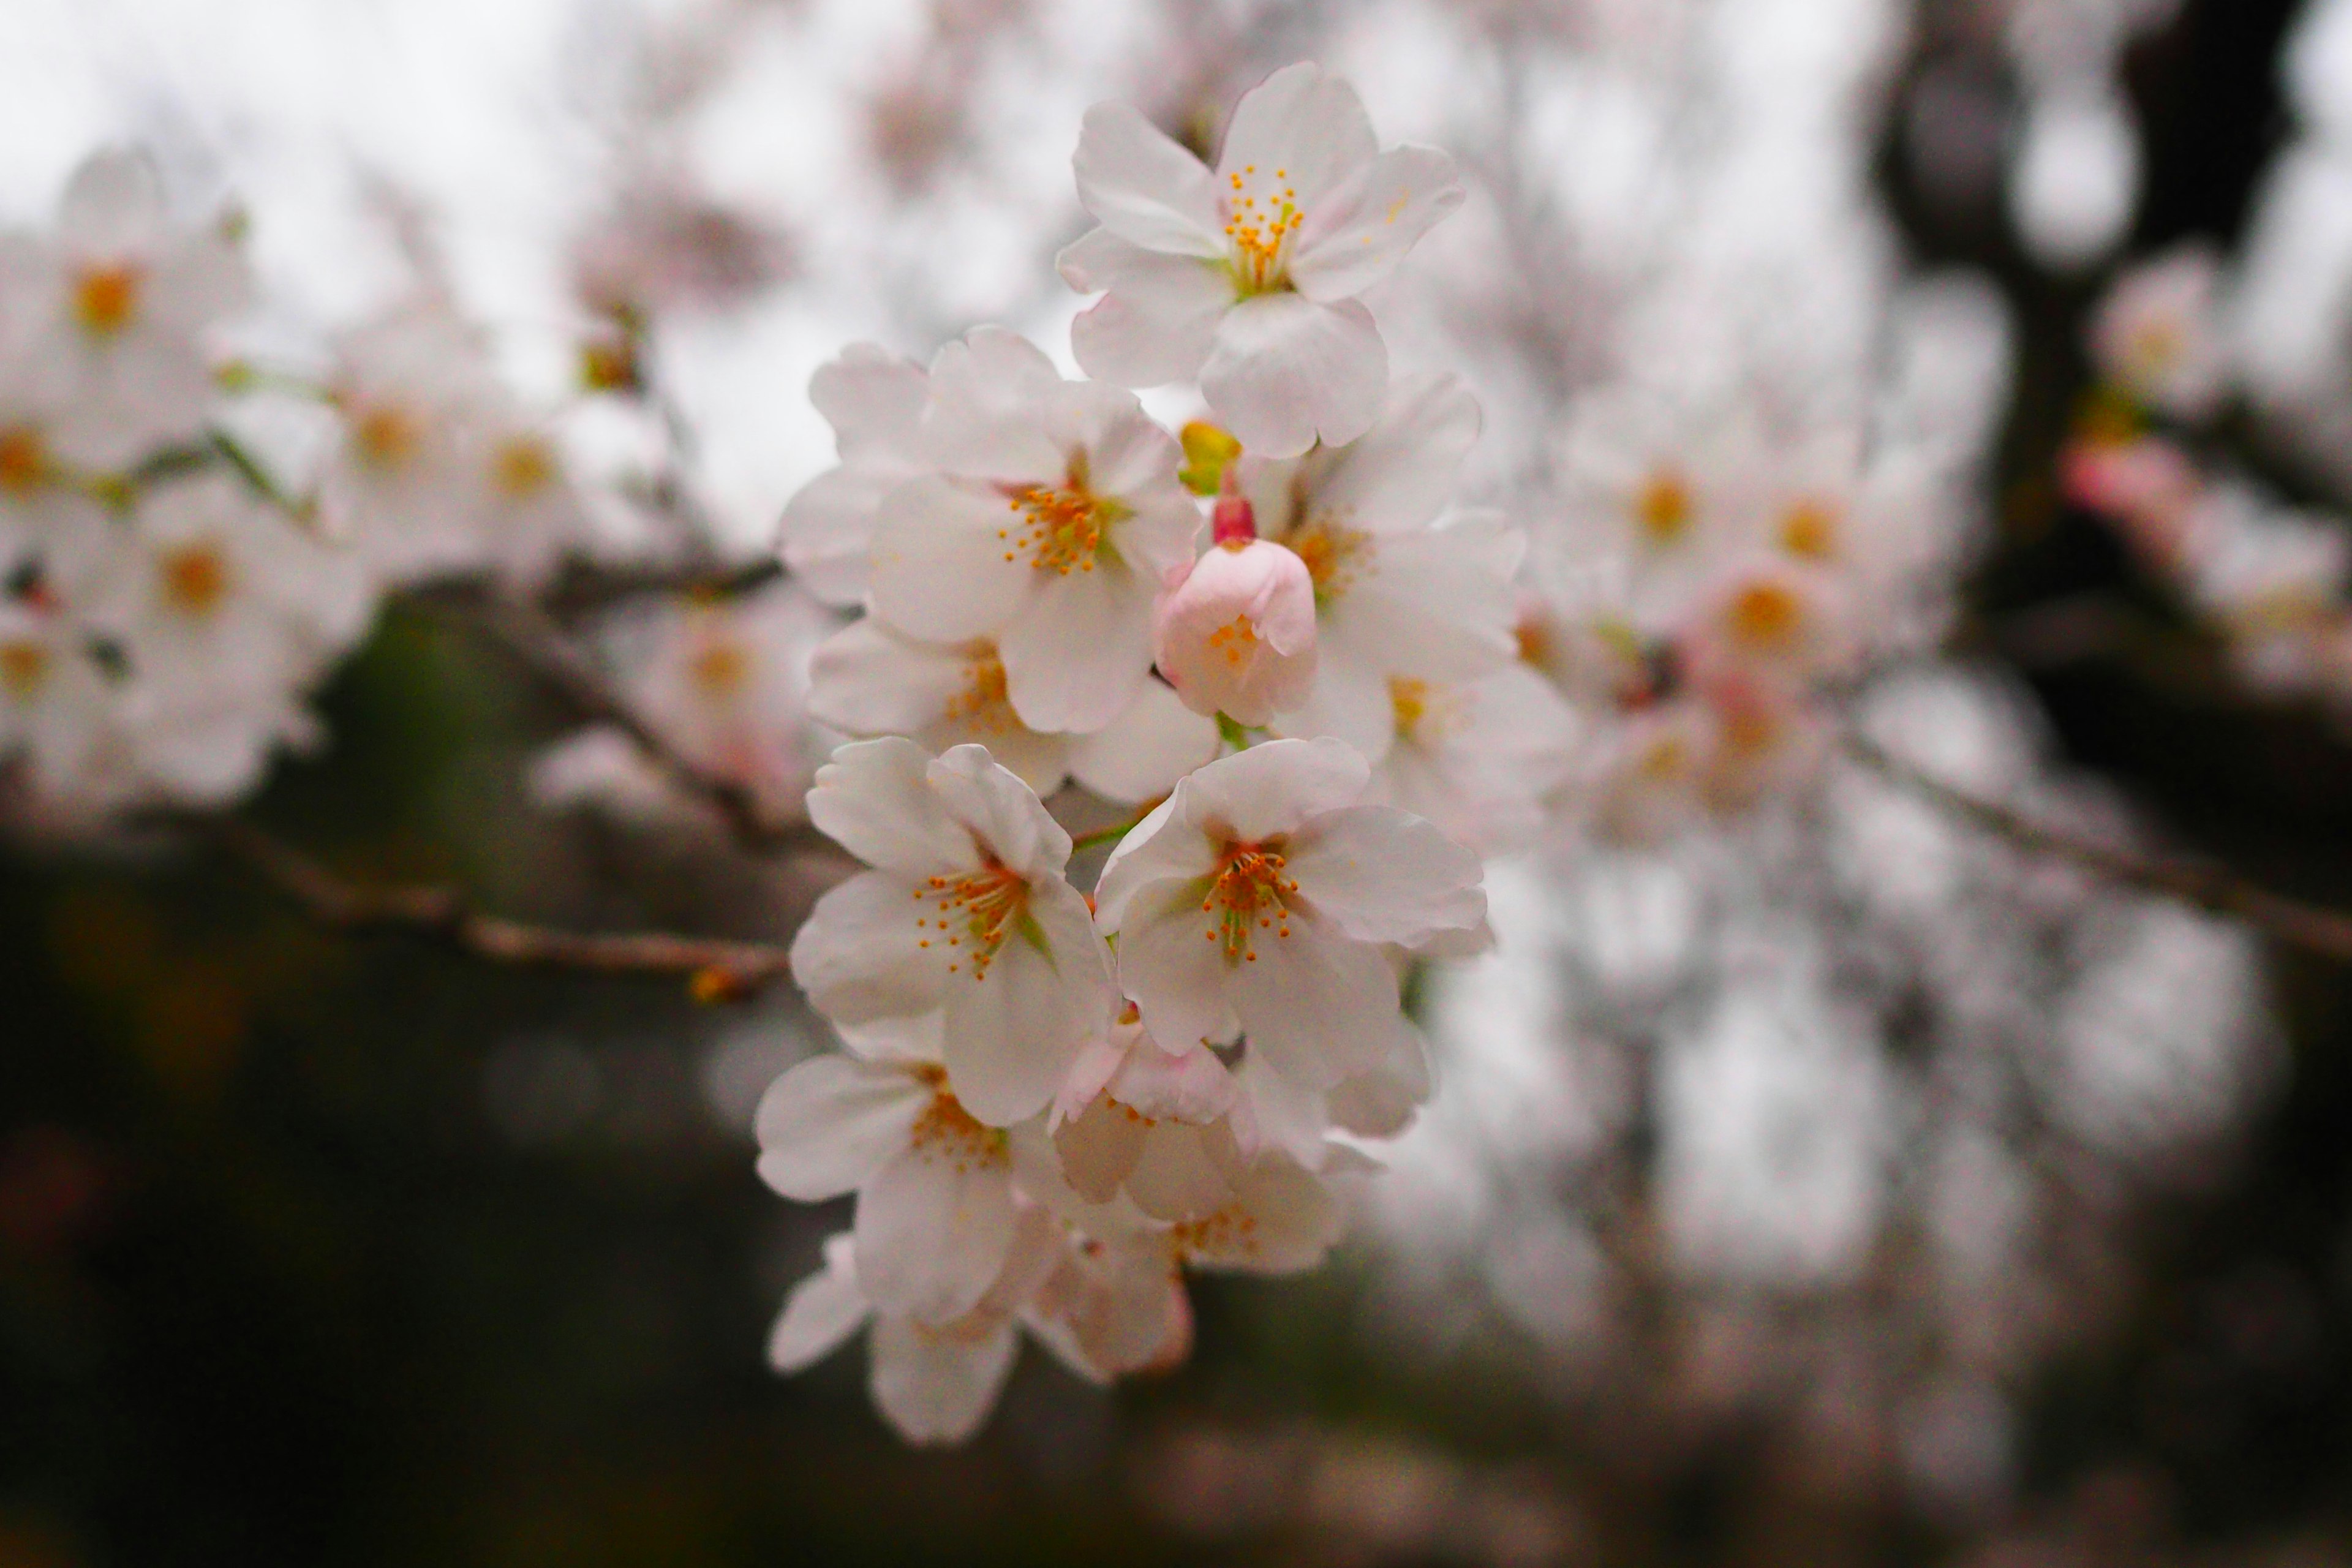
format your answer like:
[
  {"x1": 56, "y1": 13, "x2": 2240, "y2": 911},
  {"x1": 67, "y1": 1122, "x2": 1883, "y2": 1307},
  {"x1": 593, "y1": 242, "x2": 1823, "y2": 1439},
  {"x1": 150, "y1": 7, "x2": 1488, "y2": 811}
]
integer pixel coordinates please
[{"x1": 1152, "y1": 538, "x2": 1317, "y2": 726}]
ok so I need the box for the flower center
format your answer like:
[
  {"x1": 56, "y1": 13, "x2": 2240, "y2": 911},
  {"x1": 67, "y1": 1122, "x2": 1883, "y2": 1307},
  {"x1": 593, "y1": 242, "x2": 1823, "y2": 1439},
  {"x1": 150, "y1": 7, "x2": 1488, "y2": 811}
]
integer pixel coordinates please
[
  {"x1": 352, "y1": 405, "x2": 420, "y2": 472},
  {"x1": 1287, "y1": 522, "x2": 1367, "y2": 607},
  {"x1": 1000, "y1": 462, "x2": 1115, "y2": 576},
  {"x1": 0, "y1": 639, "x2": 48, "y2": 698},
  {"x1": 0, "y1": 426, "x2": 47, "y2": 496},
  {"x1": 492, "y1": 435, "x2": 557, "y2": 499},
  {"x1": 1638, "y1": 732, "x2": 1691, "y2": 781},
  {"x1": 160, "y1": 544, "x2": 231, "y2": 617},
  {"x1": 1204, "y1": 614, "x2": 1259, "y2": 669},
  {"x1": 1224, "y1": 164, "x2": 1300, "y2": 296},
  {"x1": 1723, "y1": 581, "x2": 1804, "y2": 653},
  {"x1": 2128, "y1": 318, "x2": 2184, "y2": 378},
  {"x1": 1170, "y1": 1199, "x2": 1263, "y2": 1261},
  {"x1": 907, "y1": 1067, "x2": 1008, "y2": 1172},
  {"x1": 1201, "y1": 840, "x2": 1296, "y2": 964},
  {"x1": 1779, "y1": 500, "x2": 1838, "y2": 560},
  {"x1": 688, "y1": 638, "x2": 751, "y2": 696},
  {"x1": 916, "y1": 859, "x2": 1033, "y2": 980},
  {"x1": 942, "y1": 648, "x2": 1015, "y2": 734},
  {"x1": 1635, "y1": 468, "x2": 1693, "y2": 544},
  {"x1": 74, "y1": 264, "x2": 142, "y2": 337}
]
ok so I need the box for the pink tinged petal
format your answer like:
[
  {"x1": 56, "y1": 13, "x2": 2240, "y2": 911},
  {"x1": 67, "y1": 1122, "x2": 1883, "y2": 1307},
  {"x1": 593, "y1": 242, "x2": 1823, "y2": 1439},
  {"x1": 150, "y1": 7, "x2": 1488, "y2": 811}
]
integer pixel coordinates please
[
  {"x1": 1094, "y1": 794, "x2": 1212, "y2": 930},
  {"x1": 868, "y1": 477, "x2": 1035, "y2": 643},
  {"x1": 58, "y1": 148, "x2": 166, "y2": 256},
  {"x1": 1152, "y1": 539, "x2": 1319, "y2": 726},
  {"x1": 1282, "y1": 804, "x2": 1487, "y2": 945},
  {"x1": 149, "y1": 231, "x2": 254, "y2": 325},
  {"x1": 854, "y1": 1137, "x2": 1018, "y2": 1325},
  {"x1": 918, "y1": 328, "x2": 1068, "y2": 481},
  {"x1": 836, "y1": 1014, "x2": 946, "y2": 1065},
  {"x1": 780, "y1": 465, "x2": 897, "y2": 608},
  {"x1": 753, "y1": 1055, "x2": 929, "y2": 1200},
  {"x1": 1184, "y1": 1155, "x2": 1343, "y2": 1273},
  {"x1": 1215, "y1": 64, "x2": 1379, "y2": 209},
  {"x1": 807, "y1": 618, "x2": 971, "y2": 737},
  {"x1": 1289, "y1": 145, "x2": 1466, "y2": 303},
  {"x1": 940, "y1": 880, "x2": 1109, "y2": 1126},
  {"x1": 1053, "y1": 1032, "x2": 1132, "y2": 1127},
  {"x1": 1327, "y1": 1017, "x2": 1434, "y2": 1138},
  {"x1": 1109, "y1": 1038, "x2": 1238, "y2": 1124},
  {"x1": 789, "y1": 869, "x2": 956, "y2": 1025},
  {"x1": 925, "y1": 744, "x2": 1071, "y2": 878},
  {"x1": 1067, "y1": 681, "x2": 1222, "y2": 805},
  {"x1": 997, "y1": 558, "x2": 1156, "y2": 734},
  {"x1": 1057, "y1": 386, "x2": 1192, "y2": 526},
  {"x1": 1302, "y1": 373, "x2": 1482, "y2": 536},
  {"x1": 1115, "y1": 880, "x2": 1244, "y2": 1052},
  {"x1": 1272, "y1": 636, "x2": 1395, "y2": 762},
  {"x1": 810, "y1": 343, "x2": 927, "y2": 459},
  {"x1": 954, "y1": 725, "x2": 1069, "y2": 801},
  {"x1": 869, "y1": 1313, "x2": 1020, "y2": 1446},
  {"x1": 805, "y1": 736, "x2": 976, "y2": 879},
  {"x1": 1229, "y1": 913, "x2": 1407, "y2": 1091},
  {"x1": 1201, "y1": 295, "x2": 1387, "y2": 460},
  {"x1": 1071, "y1": 102, "x2": 1228, "y2": 258},
  {"x1": 1176, "y1": 736, "x2": 1369, "y2": 843},
  {"x1": 1126, "y1": 1123, "x2": 1238, "y2": 1221},
  {"x1": 1053, "y1": 1094, "x2": 1150, "y2": 1204},
  {"x1": 767, "y1": 1236, "x2": 873, "y2": 1372},
  {"x1": 1063, "y1": 230, "x2": 1231, "y2": 389}
]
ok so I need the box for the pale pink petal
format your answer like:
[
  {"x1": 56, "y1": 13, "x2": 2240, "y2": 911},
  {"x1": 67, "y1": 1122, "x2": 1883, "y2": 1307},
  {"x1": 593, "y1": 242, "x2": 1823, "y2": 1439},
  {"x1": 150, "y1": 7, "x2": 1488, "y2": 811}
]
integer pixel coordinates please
[
  {"x1": 778, "y1": 467, "x2": 892, "y2": 607},
  {"x1": 805, "y1": 736, "x2": 976, "y2": 880},
  {"x1": 807, "y1": 618, "x2": 971, "y2": 737},
  {"x1": 1182, "y1": 1155, "x2": 1342, "y2": 1273},
  {"x1": 997, "y1": 559, "x2": 1156, "y2": 734},
  {"x1": 767, "y1": 1235, "x2": 872, "y2": 1371},
  {"x1": 1289, "y1": 145, "x2": 1466, "y2": 303},
  {"x1": 1229, "y1": 914, "x2": 1406, "y2": 1090},
  {"x1": 810, "y1": 343, "x2": 927, "y2": 458},
  {"x1": 1201, "y1": 295, "x2": 1386, "y2": 459},
  {"x1": 1094, "y1": 794, "x2": 1213, "y2": 930},
  {"x1": 1066, "y1": 680, "x2": 1222, "y2": 805},
  {"x1": 1109, "y1": 1038, "x2": 1237, "y2": 1123},
  {"x1": 1052, "y1": 1094, "x2": 1150, "y2": 1203},
  {"x1": 1214, "y1": 64, "x2": 1378, "y2": 209},
  {"x1": 1283, "y1": 804, "x2": 1485, "y2": 945},
  {"x1": 1115, "y1": 881, "x2": 1244, "y2": 1052},
  {"x1": 869, "y1": 1313, "x2": 1019, "y2": 1445},
  {"x1": 1176, "y1": 736, "x2": 1368, "y2": 843},
  {"x1": 1125, "y1": 1124, "x2": 1237, "y2": 1221},
  {"x1": 854, "y1": 1141, "x2": 1018, "y2": 1325},
  {"x1": 1296, "y1": 373, "x2": 1481, "y2": 536},
  {"x1": 58, "y1": 148, "x2": 165, "y2": 257},
  {"x1": 868, "y1": 477, "x2": 1035, "y2": 643},
  {"x1": 753, "y1": 1054, "x2": 929, "y2": 1200},
  {"x1": 1071, "y1": 102, "x2": 1227, "y2": 258},
  {"x1": 1271, "y1": 635, "x2": 1395, "y2": 762},
  {"x1": 939, "y1": 881, "x2": 1109, "y2": 1126},
  {"x1": 918, "y1": 328, "x2": 1066, "y2": 481},
  {"x1": 789, "y1": 868, "x2": 956, "y2": 1025},
  {"x1": 925, "y1": 744, "x2": 1071, "y2": 879},
  {"x1": 1063, "y1": 228, "x2": 1231, "y2": 388}
]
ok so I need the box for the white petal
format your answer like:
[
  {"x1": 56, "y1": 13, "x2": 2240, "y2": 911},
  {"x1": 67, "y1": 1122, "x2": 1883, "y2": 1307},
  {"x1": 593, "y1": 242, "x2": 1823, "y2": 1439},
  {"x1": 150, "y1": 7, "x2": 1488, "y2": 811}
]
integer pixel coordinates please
[
  {"x1": 1229, "y1": 914, "x2": 1406, "y2": 1091},
  {"x1": 919, "y1": 328, "x2": 1066, "y2": 481},
  {"x1": 1125, "y1": 1123, "x2": 1238, "y2": 1221},
  {"x1": 940, "y1": 879, "x2": 1109, "y2": 1125},
  {"x1": 779, "y1": 463, "x2": 899, "y2": 608},
  {"x1": 869, "y1": 1313, "x2": 1020, "y2": 1445},
  {"x1": 925, "y1": 744, "x2": 1071, "y2": 878},
  {"x1": 1115, "y1": 880, "x2": 1243, "y2": 1053},
  {"x1": 1052, "y1": 1094, "x2": 1150, "y2": 1203},
  {"x1": 1063, "y1": 229, "x2": 1231, "y2": 389},
  {"x1": 58, "y1": 148, "x2": 165, "y2": 255},
  {"x1": 1071, "y1": 102, "x2": 1227, "y2": 258},
  {"x1": 998, "y1": 559, "x2": 1156, "y2": 734},
  {"x1": 807, "y1": 617, "x2": 972, "y2": 737},
  {"x1": 1188, "y1": 1155, "x2": 1343, "y2": 1273},
  {"x1": 810, "y1": 342, "x2": 927, "y2": 458},
  {"x1": 1067, "y1": 680, "x2": 1223, "y2": 805},
  {"x1": 854, "y1": 1140, "x2": 1019, "y2": 1325},
  {"x1": 753, "y1": 1054, "x2": 928, "y2": 1200},
  {"x1": 767, "y1": 1238, "x2": 873, "y2": 1372},
  {"x1": 1201, "y1": 295, "x2": 1387, "y2": 459},
  {"x1": 1272, "y1": 635, "x2": 1396, "y2": 762},
  {"x1": 1289, "y1": 145, "x2": 1466, "y2": 302},
  {"x1": 1177, "y1": 736, "x2": 1368, "y2": 843},
  {"x1": 789, "y1": 869, "x2": 955, "y2": 1025},
  {"x1": 805, "y1": 736, "x2": 976, "y2": 879},
  {"x1": 1109, "y1": 1038, "x2": 1237, "y2": 1123},
  {"x1": 1094, "y1": 793, "x2": 1212, "y2": 931},
  {"x1": 1298, "y1": 373, "x2": 1480, "y2": 537},
  {"x1": 1215, "y1": 63, "x2": 1378, "y2": 209},
  {"x1": 1283, "y1": 804, "x2": 1486, "y2": 945},
  {"x1": 868, "y1": 477, "x2": 1036, "y2": 644}
]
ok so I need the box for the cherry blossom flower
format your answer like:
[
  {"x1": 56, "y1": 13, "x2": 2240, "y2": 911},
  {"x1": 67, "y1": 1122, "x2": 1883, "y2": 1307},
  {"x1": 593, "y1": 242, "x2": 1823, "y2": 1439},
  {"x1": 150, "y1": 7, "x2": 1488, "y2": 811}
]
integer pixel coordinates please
[
  {"x1": 865, "y1": 330, "x2": 1201, "y2": 734},
  {"x1": 1059, "y1": 62, "x2": 1464, "y2": 457},
  {"x1": 1093, "y1": 737, "x2": 1485, "y2": 1092},
  {"x1": 1153, "y1": 530, "x2": 1319, "y2": 725},
  {"x1": 788, "y1": 738, "x2": 1116, "y2": 1125},
  {"x1": 1044, "y1": 1008, "x2": 1244, "y2": 1220},
  {"x1": 778, "y1": 344, "x2": 929, "y2": 608},
  {"x1": 1373, "y1": 665, "x2": 1583, "y2": 854},
  {"x1": 0, "y1": 148, "x2": 251, "y2": 473},
  {"x1": 0, "y1": 601, "x2": 113, "y2": 802},
  {"x1": 2087, "y1": 244, "x2": 2228, "y2": 421},
  {"x1": 805, "y1": 616, "x2": 1218, "y2": 804}
]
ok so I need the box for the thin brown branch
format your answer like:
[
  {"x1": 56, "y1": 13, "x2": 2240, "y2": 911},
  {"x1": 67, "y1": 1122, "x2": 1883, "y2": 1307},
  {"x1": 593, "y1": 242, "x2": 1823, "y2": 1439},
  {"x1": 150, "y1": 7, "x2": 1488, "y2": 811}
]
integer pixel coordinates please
[
  {"x1": 406, "y1": 590, "x2": 808, "y2": 856},
  {"x1": 1844, "y1": 731, "x2": 2352, "y2": 962},
  {"x1": 198, "y1": 815, "x2": 794, "y2": 997}
]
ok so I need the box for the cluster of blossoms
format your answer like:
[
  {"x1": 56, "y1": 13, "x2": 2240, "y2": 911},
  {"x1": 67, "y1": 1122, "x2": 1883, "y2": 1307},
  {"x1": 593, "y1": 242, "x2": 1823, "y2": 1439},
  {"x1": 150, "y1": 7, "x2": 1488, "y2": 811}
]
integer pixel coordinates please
[{"x1": 759, "y1": 64, "x2": 1534, "y2": 1442}]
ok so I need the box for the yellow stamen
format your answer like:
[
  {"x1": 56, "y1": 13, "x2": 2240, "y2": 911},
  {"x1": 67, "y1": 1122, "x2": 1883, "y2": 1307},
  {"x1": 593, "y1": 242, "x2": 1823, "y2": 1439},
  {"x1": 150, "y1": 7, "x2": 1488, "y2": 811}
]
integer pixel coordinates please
[
  {"x1": 919, "y1": 860, "x2": 1032, "y2": 981},
  {"x1": 492, "y1": 435, "x2": 557, "y2": 499},
  {"x1": 688, "y1": 639, "x2": 751, "y2": 696},
  {"x1": 0, "y1": 640, "x2": 48, "y2": 697},
  {"x1": 0, "y1": 426, "x2": 47, "y2": 496},
  {"x1": 1724, "y1": 581, "x2": 1804, "y2": 653},
  {"x1": 74, "y1": 264, "x2": 141, "y2": 337},
  {"x1": 1779, "y1": 500, "x2": 1838, "y2": 560},
  {"x1": 1003, "y1": 458, "x2": 1113, "y2": 576},
  {"x1": 1635, "y1": 468, "x2": 1693, "y2": 543},
  {"x1": 1201, "y1": 840, "x2": 1296, "y2": 963},
  {"x1": 943, "y1": 649, "x2": 1014, "y2": 734},
  {"x1": 1287, "y1": 523, "x2": 1367, "y2": 606},
  {"x1": 160, "y1": 544, "x2": 230, "y2": 617},
  {"x1": 352, "y1": 406, "x2": 419, "y2": 472}
]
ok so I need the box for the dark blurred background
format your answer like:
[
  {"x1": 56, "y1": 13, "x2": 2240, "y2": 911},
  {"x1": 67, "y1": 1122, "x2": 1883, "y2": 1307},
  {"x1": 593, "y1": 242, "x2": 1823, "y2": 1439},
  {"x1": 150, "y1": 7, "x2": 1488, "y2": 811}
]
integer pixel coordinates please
[{"x1": 7, "y1": 0, "x2": 2352, "y2": 1562}]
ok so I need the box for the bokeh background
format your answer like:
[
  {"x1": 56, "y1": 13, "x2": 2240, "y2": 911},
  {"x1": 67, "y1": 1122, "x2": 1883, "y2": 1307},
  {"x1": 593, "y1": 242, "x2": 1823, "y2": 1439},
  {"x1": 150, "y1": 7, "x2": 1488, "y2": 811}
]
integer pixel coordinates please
[{"x1": 6, "y1": 0, "x2": 2352, "y2": 1562}]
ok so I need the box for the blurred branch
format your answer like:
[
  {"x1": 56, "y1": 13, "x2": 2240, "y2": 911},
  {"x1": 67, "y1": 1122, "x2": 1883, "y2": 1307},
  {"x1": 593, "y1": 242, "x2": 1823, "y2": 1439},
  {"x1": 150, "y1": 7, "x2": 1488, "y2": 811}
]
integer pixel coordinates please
[
  {"x1": 193, "y1": 815, "x2": 793, "y2": 996},
  {"x1": 1845, "y1": 733, "x2": 2352, "y2": 962},
  {"x1": 404, "y1": 589, "x2": 810, "y2": 856}
]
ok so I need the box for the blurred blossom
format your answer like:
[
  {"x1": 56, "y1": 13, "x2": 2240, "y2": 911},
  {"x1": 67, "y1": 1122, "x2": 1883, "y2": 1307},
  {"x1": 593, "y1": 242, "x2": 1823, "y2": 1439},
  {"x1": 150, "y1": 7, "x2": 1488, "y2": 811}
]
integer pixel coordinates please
[{"x1": 2008, "y1": 81, "x2": 2141, "y2": 271}]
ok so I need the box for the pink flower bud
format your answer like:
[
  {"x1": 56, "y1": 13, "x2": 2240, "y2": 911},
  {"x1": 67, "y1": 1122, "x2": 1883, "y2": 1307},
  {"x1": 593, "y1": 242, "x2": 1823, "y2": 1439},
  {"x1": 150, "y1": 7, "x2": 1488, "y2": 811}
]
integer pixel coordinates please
[{"x1": 1152, "y1": 538, "x2": 1318, "y2": 725}]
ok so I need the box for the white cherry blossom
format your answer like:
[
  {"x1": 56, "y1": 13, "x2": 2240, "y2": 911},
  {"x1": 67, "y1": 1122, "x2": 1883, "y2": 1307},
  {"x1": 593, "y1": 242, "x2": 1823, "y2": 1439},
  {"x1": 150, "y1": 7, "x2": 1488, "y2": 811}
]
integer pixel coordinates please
[
  {"x1": 1374, "y1": 664, "x2": 1583, "y2": 854},
  {"x1": 788, "y1": 738, "x2": 1116, "y2": 1125},
  {"x1": 778, "y1": 344, "x2": 929, "y2": 607},
  {"x1": 866, "y1": 330, "x2": 1201, "y2": 734},
  {"x1": 1059, "y1": 62, "x2": 1464, "y2": 457},
  {"x1": 0, "y1": 601, "x2": 114, "y2": 802},
  {"x1": 1093, "y1": 737, "x2": 1485, "y2": 1092}
]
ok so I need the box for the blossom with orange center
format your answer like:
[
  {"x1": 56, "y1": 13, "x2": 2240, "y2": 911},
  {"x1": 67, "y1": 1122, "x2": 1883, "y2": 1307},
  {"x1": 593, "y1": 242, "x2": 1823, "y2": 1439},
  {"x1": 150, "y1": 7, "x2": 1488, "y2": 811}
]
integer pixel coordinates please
[{"x1": 72, "y1": 264, "x2": 142, "y2": 337}]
